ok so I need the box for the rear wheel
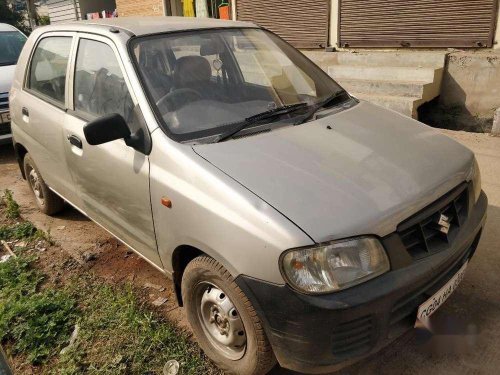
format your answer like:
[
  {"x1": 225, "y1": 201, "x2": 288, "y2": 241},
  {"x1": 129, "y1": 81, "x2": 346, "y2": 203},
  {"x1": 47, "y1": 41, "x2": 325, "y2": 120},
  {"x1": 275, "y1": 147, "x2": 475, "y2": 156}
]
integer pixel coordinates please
[
  {"x1": 23, "y1": 153, "x2": 64, "y2": 215},
  {"x1": 182, "y1": 256, "x2": 276, "y2": 375}
]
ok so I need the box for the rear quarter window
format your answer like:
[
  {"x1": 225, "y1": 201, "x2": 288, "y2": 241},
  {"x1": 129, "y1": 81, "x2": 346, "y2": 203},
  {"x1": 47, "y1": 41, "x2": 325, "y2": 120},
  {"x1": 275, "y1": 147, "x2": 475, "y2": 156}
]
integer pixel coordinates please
[{"x1": 28, "y1": 36, "x2": 72, "y2": 104}]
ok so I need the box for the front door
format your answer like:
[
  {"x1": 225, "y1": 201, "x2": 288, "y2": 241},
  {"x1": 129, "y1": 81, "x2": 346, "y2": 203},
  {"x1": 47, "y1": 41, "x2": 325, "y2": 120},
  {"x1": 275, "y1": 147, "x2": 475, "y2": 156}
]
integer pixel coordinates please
[{"x1": 63, "y1": 34, "x2": 162, "y2": 268}]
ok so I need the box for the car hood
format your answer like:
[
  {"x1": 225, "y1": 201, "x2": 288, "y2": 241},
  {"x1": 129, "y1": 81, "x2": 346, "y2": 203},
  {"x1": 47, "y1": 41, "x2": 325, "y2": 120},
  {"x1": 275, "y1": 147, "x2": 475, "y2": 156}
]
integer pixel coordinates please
[
  {"x1": 0, "y1": 64, "x2": 16, "y2": 93},
  {"x1": 193, "y1": 101, "x2": 474, "y2": 242}
]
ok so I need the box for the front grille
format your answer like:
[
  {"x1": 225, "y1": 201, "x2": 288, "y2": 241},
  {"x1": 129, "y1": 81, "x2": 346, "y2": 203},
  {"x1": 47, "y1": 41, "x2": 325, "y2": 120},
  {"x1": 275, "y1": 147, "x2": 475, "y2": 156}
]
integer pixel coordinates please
[
  {"x1": 0, "y1": 92, "x2": 8, "y2": 111},
  {"x1": 388, "y1": 232, "x2": 480, "y2": 337},
  {"x1": 398, "y1": 184, "x2": 469, "y2": 259},
  {"x1": 331, "y1": 315, "x2": 376, "y2": 357}
]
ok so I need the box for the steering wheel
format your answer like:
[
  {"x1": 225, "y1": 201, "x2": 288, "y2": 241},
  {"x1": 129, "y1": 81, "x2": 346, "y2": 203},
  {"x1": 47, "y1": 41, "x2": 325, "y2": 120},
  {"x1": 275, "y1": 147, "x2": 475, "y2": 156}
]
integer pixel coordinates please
[{"x1": 156, "y1": 88, "x2": 202, "y2": 113}]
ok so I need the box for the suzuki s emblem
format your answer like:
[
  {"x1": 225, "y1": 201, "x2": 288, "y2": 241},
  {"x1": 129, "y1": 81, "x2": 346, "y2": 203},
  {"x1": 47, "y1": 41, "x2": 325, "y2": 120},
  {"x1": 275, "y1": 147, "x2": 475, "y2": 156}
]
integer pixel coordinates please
[{"x1": 437, "y1": 214, "x2": 451, "y2": 234}]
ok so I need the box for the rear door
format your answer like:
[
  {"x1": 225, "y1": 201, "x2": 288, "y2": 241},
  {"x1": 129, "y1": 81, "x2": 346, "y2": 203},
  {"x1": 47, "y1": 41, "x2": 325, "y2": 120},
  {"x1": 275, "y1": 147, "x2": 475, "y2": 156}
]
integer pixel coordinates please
[
  {"x1": 18, "y1": 33, "x2": 81, "y2": 205},
  {"x1": 63, "y1": 34, "x2": 162, "y2": 268}
]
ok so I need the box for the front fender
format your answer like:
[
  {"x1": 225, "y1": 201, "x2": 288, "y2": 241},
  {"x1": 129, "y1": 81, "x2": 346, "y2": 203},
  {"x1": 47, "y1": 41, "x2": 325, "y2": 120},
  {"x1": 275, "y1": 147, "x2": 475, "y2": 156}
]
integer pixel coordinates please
[{"x1": 149, "y1": 130, "x2": 314, "y2": 285}]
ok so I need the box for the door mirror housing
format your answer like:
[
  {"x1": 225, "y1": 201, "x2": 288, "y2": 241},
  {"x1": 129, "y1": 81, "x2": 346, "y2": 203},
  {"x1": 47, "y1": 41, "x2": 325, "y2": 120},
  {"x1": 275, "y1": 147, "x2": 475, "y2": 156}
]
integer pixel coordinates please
[{"x1": 83, "y1": 113, "x2": 131, "y2": 146}]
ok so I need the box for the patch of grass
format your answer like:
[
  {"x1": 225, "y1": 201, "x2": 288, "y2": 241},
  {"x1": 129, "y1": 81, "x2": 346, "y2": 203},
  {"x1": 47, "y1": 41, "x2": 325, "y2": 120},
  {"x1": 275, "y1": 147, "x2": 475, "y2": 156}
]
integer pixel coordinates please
[
  {"x1": 35, "y1": 228, "x2": 55, "y2": 245},
  {"x1": 2, "y1": 190, "x2": 20, "y2": 219},
  {"x1": 0, "y1": 257, "x2": 78, "y2": 364},
  {"x1": 0, "y1": 221, "x2": 37, "y2": 241},
  {"x1": 0, "y1": 197, "x2": 217, "y2": 374},
  {"x1": 55, "y1": 277, "x2": 218, "y2": 374}
]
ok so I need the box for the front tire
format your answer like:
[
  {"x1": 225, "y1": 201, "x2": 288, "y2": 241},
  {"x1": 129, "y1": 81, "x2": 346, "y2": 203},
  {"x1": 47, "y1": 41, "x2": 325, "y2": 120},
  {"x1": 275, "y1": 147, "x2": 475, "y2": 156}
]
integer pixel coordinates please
[
  {"x1": 182, "y1": 256, "x2": 276, "y2": 375},
  {"x1": 23, "y1": 153, "x2": 64, "y2": 215}
]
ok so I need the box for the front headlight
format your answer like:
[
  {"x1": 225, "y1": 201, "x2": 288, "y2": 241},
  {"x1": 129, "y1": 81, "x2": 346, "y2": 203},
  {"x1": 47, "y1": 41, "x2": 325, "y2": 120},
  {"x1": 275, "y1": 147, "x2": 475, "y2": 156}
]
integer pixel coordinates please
[
  {"x1": 471, "y1": 158, "x2": 482, "y2": 203},
  {"x1": 280, "y1": 237, "x2": 390, "y2": 294}
]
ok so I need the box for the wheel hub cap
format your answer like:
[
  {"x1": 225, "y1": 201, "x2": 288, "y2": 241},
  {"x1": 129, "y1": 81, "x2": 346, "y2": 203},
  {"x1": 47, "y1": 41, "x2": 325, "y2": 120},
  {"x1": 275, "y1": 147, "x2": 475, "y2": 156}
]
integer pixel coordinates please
[
  {"x1": 198, "y1": 283, "x2": 246, "y2": 360},
  {"x1": 28, "y1": 168, "x2": 44, "y2": 204}
]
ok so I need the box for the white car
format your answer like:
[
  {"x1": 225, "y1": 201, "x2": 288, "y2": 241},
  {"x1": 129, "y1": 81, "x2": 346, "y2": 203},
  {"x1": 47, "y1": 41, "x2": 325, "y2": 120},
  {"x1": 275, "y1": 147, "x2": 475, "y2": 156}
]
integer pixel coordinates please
[{"x1": 0, "y1": 23, "x2": 26, "y2": 145}]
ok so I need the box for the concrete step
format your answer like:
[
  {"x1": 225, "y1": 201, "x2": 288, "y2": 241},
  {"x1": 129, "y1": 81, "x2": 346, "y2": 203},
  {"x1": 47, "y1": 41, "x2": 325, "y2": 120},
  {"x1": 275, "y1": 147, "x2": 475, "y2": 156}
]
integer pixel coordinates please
[
  {"x1": 340, "y1": 52, "x2": 446, "y2": 68},
  {"x1": 304, "y1": 51, "x2": 446, "y2": 68},
  {"x1": 303, "y1": 51, "x2": 446, "y2": 120},
  {"x1": 336, "y1": 78, "x2": 441, "y2": 103},
  {"x1": 336, "y1": 78, "x2": 425, "y2": 98},
  {"x1": 328, "y1": 65, "x2": 441, "y2": 83},
  {"x1": 351, "y1": 92, "x2": 423, "y2": 118}
]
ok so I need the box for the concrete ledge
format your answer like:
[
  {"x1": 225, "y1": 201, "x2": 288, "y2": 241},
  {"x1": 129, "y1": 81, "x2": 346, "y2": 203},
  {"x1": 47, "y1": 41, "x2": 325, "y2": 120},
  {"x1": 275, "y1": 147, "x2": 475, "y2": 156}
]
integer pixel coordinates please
[{"x1": 440, "y1": 50, "x2": 500, "y2": 119}]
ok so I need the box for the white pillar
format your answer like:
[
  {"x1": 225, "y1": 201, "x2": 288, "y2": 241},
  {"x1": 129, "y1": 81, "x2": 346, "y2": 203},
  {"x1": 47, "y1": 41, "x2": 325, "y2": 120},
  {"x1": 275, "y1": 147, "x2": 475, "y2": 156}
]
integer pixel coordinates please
[
  {"x1": 231, "y1": 0, "x2": 236, "y2": 20},
  {"x1": 329, "y1": 0, "x2": 340, "y2": 47},
  {"x1": 493, "y1": 108, "x2": 500, "y2": 135},
  {"x1": 494, "y1": 6, "x2": 500, "y2": 49}
]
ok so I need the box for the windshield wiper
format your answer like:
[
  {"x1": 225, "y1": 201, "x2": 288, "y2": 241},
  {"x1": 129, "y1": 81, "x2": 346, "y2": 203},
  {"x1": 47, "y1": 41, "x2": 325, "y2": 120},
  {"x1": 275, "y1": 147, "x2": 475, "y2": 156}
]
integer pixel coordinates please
[
  {"x1": 294, "y1": 90, "x2": 347, "y2": 125},
  {"x1": 214, "y1": 102, "x2": 308, "y2": 142}
]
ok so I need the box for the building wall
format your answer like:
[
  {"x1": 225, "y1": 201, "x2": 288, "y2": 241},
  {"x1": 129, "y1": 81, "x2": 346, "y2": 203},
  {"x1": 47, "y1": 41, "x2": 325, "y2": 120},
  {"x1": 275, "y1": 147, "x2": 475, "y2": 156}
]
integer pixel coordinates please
[{"x1": 115, "y1": 0, "x2": 164, "y2": 17}]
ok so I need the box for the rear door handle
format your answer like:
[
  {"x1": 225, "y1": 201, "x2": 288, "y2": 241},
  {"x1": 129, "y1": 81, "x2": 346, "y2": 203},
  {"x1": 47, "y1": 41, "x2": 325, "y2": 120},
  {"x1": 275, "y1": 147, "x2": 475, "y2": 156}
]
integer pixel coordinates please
[
  {"x1": 22, "y1": 107, "x2": 29, "y2": 117},
  {"x1": 67, "y1": 134, "x2": 83, "y2": 149}
]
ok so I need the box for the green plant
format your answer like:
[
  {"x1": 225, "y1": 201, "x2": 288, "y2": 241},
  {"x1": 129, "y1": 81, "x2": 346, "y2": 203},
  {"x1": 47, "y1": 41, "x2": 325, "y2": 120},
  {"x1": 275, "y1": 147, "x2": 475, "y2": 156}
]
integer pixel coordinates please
[
  {"x1": 0, "y1": 221, "x2": 37, "y2": 241},
  {"x1": 54, "y1": 279, "x2": 217, "y2": 374},
  {"x1": 0, "y1": 0, "x2": 31, "y2": 34},
  {"x1": 0, "y1": 255, "x2": 43, "y2": 297},
  {"x1": 36, "y1": 14, "x2": 50, "y2": 26},
  {"x1": 2, "y1": 190, "x2": 20, "y2": 219},
  {"x1": 0, "y1": 257, "x2": 77, "y2": 364}
]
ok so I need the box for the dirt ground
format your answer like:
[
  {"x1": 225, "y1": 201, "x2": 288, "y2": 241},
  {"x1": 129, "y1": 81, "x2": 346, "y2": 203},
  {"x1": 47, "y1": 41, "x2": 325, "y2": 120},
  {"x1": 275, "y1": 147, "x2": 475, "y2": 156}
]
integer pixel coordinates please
[{"x1": 1, "y1": 129, "x2": 499, "y2": 375}]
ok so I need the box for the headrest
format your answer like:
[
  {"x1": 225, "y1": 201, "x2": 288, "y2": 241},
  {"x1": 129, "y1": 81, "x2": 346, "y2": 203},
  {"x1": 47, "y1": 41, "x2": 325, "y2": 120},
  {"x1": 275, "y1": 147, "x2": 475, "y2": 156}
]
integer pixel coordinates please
[
  {"x1": 173, "y1": 56, "x2": 211, "y2": 88},
  {"x1": 200, "y1": 39, "x2": 225, "y2": 56}
]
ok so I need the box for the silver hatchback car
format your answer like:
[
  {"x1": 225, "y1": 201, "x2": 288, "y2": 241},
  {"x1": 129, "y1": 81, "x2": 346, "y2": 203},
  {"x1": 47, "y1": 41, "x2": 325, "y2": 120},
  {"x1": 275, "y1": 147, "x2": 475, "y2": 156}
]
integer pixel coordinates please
[{"x1": 10, "y1": 17, "x2": 487, "y2": 375}]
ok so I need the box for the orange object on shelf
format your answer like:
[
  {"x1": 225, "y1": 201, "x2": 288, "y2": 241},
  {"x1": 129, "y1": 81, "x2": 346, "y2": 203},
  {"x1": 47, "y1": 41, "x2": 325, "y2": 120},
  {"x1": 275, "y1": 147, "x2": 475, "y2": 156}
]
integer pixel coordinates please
[{"x1": 219, "y1": 5, "x2": 230, "y2": 20}]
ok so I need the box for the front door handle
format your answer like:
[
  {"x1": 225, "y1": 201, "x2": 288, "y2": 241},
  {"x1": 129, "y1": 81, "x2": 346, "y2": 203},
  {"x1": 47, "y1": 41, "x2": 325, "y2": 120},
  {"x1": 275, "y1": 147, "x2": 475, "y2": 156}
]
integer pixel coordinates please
[
  {"x1": 22, "y1": 107, "x2": 29, "y2": 117},
  {"x1": 67, "y1": 134, "x2": 83, "y2": 149}
]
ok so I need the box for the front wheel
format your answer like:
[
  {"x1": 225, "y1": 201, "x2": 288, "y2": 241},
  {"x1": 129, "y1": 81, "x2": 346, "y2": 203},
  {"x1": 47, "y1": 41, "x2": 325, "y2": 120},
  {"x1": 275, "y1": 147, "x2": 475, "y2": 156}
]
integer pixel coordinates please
[{"x1": 182, "y1": 256, "x2": 276, "y2": 375}]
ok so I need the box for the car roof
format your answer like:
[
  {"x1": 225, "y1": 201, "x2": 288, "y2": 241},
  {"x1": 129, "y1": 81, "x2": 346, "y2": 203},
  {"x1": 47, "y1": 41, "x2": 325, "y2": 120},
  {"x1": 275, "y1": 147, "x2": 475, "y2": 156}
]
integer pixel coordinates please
[
  {"x1": 59, "y1": 16, "x2": 258, "y2": 36},
  {"x1": 0, "y1": 23, "x2": 21, "y2": 32}
]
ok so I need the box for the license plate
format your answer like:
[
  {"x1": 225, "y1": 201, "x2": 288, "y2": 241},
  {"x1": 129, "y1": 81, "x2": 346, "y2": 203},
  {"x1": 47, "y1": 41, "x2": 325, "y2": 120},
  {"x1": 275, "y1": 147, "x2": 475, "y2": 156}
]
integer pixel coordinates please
[
  {"x1": 0, "y1": 112, "x2": 10, "y2": 124},
  {"x1": 417, "y1": 261, "x2": 468, "y2": 327}
]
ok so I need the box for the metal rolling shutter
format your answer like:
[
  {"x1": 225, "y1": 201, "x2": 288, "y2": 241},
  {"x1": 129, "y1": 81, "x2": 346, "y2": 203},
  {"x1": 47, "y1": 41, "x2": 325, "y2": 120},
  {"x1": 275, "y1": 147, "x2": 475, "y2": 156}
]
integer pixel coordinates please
[
  {"x1": 236, "y1": 0, "x2": 329, "y2": 49},
  {"x1": 339, "y1": 0, "x2": 498, "y2": 48}
]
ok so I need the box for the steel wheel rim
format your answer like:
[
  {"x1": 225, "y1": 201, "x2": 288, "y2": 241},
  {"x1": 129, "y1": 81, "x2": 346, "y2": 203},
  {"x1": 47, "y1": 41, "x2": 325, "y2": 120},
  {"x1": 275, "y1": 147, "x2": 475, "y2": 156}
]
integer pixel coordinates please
[
  {"x1": 195, "y1": 281, "x2": 247, "y2": 360},
  {"x1": 27, "y1": 166, "x2": 44, "y2": 206}
]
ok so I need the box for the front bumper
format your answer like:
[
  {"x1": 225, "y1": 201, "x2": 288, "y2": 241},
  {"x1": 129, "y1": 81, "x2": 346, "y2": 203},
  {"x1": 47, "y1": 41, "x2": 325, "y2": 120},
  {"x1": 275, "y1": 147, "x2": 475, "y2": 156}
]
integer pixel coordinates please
[
  {"x1": 236, "y1": 191, "x2": 487, "y2": 374},
  {"x1": 0, "y1": 110, "x2": 12, "y2": 145}
]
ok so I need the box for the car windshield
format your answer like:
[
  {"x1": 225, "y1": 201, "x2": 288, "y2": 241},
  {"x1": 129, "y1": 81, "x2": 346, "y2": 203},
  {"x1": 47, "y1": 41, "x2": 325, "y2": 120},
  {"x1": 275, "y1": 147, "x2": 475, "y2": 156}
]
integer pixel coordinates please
[
  {"x1": 130, "y1": 28, "x2": 347, "y2": 142},
  {"x1": 0, "y1": 31, "x2": 26, "y2": 66}
]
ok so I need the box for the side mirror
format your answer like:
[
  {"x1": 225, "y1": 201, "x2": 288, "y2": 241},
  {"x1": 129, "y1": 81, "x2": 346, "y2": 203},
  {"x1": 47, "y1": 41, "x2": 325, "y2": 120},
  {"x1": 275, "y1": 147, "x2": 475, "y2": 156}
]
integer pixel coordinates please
[{"x1": 83, "y1": 113, "x2": 131, "y2": 146}]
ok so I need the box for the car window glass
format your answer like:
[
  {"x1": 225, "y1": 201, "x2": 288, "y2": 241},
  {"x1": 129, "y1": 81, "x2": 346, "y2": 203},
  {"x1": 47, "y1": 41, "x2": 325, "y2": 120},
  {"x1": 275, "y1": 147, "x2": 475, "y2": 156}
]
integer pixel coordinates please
[
  {"x1": 232, "y1": 35, "x2": 316, "y2": 98},
  {"x1": 74, "y1": 39, "x2": 134, "y2": 122},
  {"x1": 0, "y1": 31, "x2": 27, "y2": 66},
  {"x1": 131, "y1": 29, "x2": 345, "y2": 141},
  {"x1": 29, "y1": 37, "x2": 72, "y2": 104}
]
